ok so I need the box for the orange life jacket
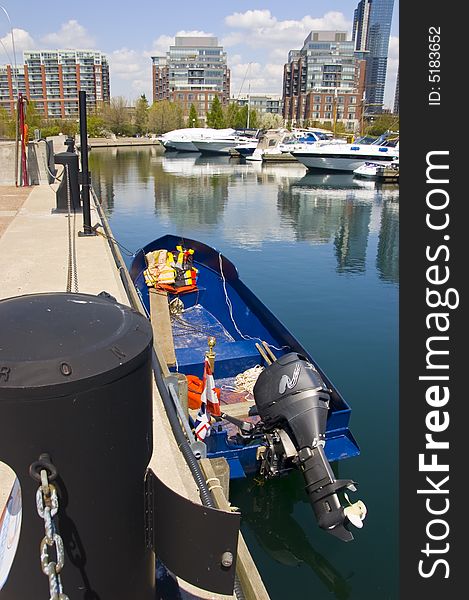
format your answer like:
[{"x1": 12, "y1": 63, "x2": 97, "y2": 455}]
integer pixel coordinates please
[{"x1": 186, "y1": 374, "x2": 221, "y2": 410}]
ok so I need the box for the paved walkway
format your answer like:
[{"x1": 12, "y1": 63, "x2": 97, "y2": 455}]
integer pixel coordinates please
[
  {"x1": 0, "y1": 186, "x2": 31, "y2": 239},
  {"x1": 0, "y1": 183, "x2": 235, "y2": 599}
]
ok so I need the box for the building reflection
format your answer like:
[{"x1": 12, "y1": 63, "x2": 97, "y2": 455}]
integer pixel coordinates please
[
  {"x1": 278, "y1": 173, "x2": 373, "y2": 273},
  {"x1": 89, "y1": 148, "x2": 399, "y2": 282},
  {"x1": 334, "y1": 201, "x2": 372, "y2": 274},
  {"x1": 154, "y1": 155, "x2": 230, "y2": 227},
  {"x1": 89, "y1": 146, "x2": 158, "y2": 215},
  {"x1": 376, "y1": 198, "x2": 399, "y2": 283}
]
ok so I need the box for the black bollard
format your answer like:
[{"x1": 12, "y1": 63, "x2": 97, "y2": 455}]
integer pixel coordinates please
[
  {"x1": 54, "y1": 151, "x2": 81, "y2": 211},
  {"x1": 0, "y1": 292, "x2": 154, "y2": 600}
]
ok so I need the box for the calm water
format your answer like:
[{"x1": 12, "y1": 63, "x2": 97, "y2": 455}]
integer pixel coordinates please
[{"x1": 90, "y1": 146, "x2": 399, "y2": 600}]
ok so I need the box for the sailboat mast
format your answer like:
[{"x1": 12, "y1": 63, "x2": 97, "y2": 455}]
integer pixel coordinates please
[{"x1": 247, "y1": 81, "x2": 251, "y2": 130}]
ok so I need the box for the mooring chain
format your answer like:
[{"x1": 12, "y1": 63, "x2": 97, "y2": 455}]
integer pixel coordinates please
[
  {"x1": 65, "y1": 164, "x2": 79, "y2": 294},
  {"x1": 32, "y1": 458, "x2": 69, "y2": 600}
]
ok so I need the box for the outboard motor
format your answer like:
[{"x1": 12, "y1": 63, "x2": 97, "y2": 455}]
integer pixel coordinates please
[{"x1": 253, "y1": 352, "x2": 366, "y2": 541}]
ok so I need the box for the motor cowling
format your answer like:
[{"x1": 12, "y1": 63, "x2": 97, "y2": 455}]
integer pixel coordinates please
[{"x1": 253, "y1": 353, "x2": 365, "y2": 542}]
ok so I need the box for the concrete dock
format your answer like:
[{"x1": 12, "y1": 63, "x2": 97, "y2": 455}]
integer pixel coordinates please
[{"x1": 0, "y1": 178, "x2": 268, "y2": 599}]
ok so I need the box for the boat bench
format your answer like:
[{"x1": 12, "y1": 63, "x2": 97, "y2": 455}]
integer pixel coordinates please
[{"x1": 175, "y1": 339, "x2": 261, "y2": 379}]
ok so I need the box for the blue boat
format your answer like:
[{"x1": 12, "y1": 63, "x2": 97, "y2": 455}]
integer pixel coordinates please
[{"x1": 130, "y1": 234, "x2": 365, "y2": 541}]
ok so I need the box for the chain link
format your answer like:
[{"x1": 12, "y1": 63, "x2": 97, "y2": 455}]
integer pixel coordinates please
[{"x1": 36, "y1": 468, "x2": 69, "y2": 600}]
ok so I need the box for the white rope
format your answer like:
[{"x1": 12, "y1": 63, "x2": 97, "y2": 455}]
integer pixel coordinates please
[
  {"x1": 218, "y1": 252, "x2": 288, "y2": 352},
  {"x1": 234, "y1": 365, "x2": 264, "y2": 396}
]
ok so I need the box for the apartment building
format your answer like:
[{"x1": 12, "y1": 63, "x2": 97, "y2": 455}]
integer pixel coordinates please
[
  {"x1": 151, "y1": 36, "x2": 230, "y2": 120},
  {"x1": 235, "y1": 93, "x2": 282, "y2": 114},
  {"x1": 282, "y1": 31, "x2": 366, "y2": 130},
  {"x1": 0, "y1": 50, "x2": 110, "y2": 118}
]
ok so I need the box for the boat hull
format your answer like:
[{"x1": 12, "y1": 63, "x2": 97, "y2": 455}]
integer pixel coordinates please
[
  {"x1": 234, "y1": 145, "x2": 257, "y2": 157},
  {"x1": 130, "y1": 234, "x2": 360, "y2": 478},
  {"x1": 163, "y1": 140, "x2": 199, "y2": 152},
  {"x1": 293, "y1": 149, "x2": 399, "y2": 172},
  {"x1": 192, "y1": 140, "x2": 236, "y2": 155}
]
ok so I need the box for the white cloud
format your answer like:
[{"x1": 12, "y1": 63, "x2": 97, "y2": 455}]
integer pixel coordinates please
[
  {"x1": 175, "y1": 30, "x2": 213, "y2": 37},
  {"x1": 222, "y1": 9, "x2": 352, "y2": 96},
  {"x1": 41, "y1": 20, "x2": 95, "y2": 49},
  {"x1": 229, "y1": 59, "x2": 284, "y2": 97},
  {"x1": 108, "y1": 48, "x2": 152, "y2": 100},
  {"x1": 225, "y1": 10, "x2": 276, "y2": 29},
  {"x1": 144, "y1": 30, "x2": 213, "y2": 59},
  {"x1": 0, "y1": 28, "x2": 35, "y2": 63},
  {"x1": 223, "y1": 10, "x2": 351, "y2": 50}
]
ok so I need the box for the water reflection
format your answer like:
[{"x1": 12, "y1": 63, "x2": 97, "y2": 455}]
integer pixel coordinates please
[
  {"x1": 89, "y1": 148, "x2": 399, "y2": 281},
  {"x1": 232, "y1": 471, "x2": 352, "y2": 600},
  {"x1": 377, "y1": 199, "x2": 399, "y2": 283},
  {"x1": 87, "y1": 148, "x2": 399, "y2": 600}
]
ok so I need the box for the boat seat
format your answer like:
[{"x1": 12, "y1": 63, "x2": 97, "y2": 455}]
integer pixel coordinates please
[{"x1": 175, "y1": 339, "x2": 261, "y2": 379}]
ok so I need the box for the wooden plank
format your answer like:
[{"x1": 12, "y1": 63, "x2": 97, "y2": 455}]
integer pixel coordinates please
[
  {"x1": 92, "y1": 193, "x2": 171, "y2": 377},
  {"x1": 149, "y1": 288, "x2": 177, "y2": 367},
  {"x1": 220, "y1": 402, "x2": 255, "y2": 420},
  {"x1": 200, "y1": 459, "x2": 271, "y2": 600}
]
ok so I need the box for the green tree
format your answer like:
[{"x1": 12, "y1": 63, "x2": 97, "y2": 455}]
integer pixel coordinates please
[
  {"x1": 223, "y1": 102, "x2": 240, "y2": 128},
  {"x1": 206, "y1": 96, "x2": 225, "y2": 128},
  {"x1": 102, "y1": 96, "x2": 135, "y2": 136},
  {"x1": 40, "y1": 119, "x2": 78, "y2": 138},
  {"x1": 188, "y1": 104, "x2": 199, "y2": 127},
  {"x1": 24, "y1": 101, "x2": 42, "y2": 138},
  {"x1": 258, "y1": 112, "x2": 284, "y2": 130},
  {"x1": 135, "y1": 94, "x2": 149, "y2": 134},
  {"x1": 148, "y1": 100, "x2": 184, "y2": 134},
  {"x1": 0, "y1": 106, "x2": 13, "y2": 139},
  {"x1": 366, "y1": 114, "x2": 399, "y2": 136},
  {"x1": 87, "y1": 114, "x2": 106, "y2": 137},
  {"x1": 247, "y1": 108, "x2": 259, "y2": 129}
]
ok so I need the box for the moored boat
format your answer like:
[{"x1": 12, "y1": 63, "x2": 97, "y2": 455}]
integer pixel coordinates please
[
  {"x1": 193, "y1": 130, "x2": 259, "y2": 156},
  {"x1": 247, "y1": 128, "x2": 333, "y2": 162},
  {"x1": 292, "y1": 133, "x2": 399, "y2": 172},
  {"x1": 353, "y1": 159, "x2": 399, "y2": 181},
  {"x1": 130, "y1": 234, "x2": 367, "y2": 541}
]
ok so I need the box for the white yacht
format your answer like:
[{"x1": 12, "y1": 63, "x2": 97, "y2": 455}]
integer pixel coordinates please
[
  {"x1": 353, "y1": 158, "x2": 399, "y2": 181},
  {"x1": 159, "y1": 128, "x2": 208, "y2": 152},
  {"x1": 192, "y1": 130, "x2": 259, "y2": 156},
  {"x1": 291, "y1": 134, "x2": 399, "y2": 172},
  {"x1": 247, "y1": 129, "x2": 333, "y2": 162},
  {"x1": 160, "y1": 128, "x2": 239, "y2": 152}
]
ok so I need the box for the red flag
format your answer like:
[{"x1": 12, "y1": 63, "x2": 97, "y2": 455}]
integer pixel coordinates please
[{"x1": 201, "y1": 358, "x2": 221, "y2": 416}]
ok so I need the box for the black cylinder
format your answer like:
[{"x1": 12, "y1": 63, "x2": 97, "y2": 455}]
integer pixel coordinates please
[
  {"x1": 79, "y1": 90, "x2": 92, "y2": 234},
  {"x1": 54, "y1": 151, "x2": 80, "y2": 211},
  {"x1": 0, "y1": 292, "x2": 154, "y2": 599}
]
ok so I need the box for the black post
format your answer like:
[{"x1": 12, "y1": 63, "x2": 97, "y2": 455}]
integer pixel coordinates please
[
  {"x1": 78, "y1": 90, "x2": 93, "y2": 235},
  {"x1": 0, "y1": 292, "x2": 155, "y2": 599}
]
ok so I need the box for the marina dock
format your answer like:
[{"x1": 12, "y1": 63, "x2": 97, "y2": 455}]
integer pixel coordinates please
[{"x1": 0, "y1": 178, "x2": 268, "y2": 600}]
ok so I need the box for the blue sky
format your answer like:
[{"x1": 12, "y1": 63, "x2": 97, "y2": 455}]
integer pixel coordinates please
[{"x1": 1, "y1": 1, "x2": 399, "y2": 107}]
